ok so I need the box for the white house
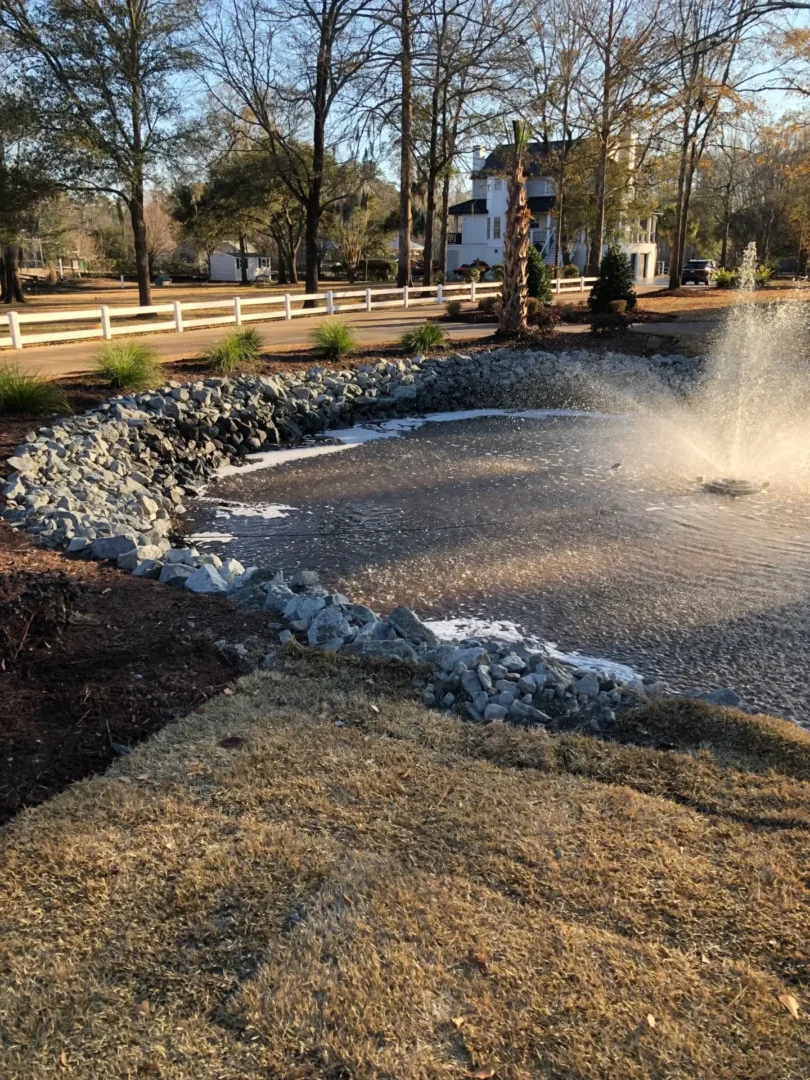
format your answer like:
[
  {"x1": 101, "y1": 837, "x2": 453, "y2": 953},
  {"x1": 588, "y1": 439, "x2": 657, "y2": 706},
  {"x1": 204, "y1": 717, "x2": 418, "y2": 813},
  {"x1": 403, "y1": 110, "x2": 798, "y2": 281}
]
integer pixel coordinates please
[
  {"x1": 209, "y1": 250, "x2": 273, "y2": 283},
  {"x1": 447, "y1": 143, "x2": 657, "y2": 283}
]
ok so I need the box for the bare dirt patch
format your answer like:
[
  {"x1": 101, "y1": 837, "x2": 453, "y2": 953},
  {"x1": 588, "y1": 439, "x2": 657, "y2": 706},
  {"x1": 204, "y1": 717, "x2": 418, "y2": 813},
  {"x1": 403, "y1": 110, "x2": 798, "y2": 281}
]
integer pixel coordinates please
[{"x1": 0, "y1": 647, "x2": 808, "y2": 1078}]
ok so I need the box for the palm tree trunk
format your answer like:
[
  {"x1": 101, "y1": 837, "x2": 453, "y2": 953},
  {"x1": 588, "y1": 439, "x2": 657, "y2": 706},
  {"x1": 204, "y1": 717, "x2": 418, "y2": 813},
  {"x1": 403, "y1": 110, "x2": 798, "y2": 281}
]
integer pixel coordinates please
[{"x1": 500, "y1": 122, "x2": 531, "y2": 334}]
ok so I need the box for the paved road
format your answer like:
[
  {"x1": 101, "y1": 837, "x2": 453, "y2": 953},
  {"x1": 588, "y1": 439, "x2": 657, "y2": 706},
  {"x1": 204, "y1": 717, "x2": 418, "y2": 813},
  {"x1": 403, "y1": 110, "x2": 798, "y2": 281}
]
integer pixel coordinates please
[{"x1": 9, "y1": 306, "x2": 501, "y2": 378}]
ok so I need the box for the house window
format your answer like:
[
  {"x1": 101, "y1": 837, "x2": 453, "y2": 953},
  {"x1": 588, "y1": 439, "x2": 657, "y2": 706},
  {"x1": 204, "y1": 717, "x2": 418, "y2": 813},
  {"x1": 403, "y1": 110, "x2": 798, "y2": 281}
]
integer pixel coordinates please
[
  {"x1": 493, "y1": 217, "x2": 501, "y2": 240},
  {"x1": 487, "y1": 217, "x2": 491, "y2": 240}
]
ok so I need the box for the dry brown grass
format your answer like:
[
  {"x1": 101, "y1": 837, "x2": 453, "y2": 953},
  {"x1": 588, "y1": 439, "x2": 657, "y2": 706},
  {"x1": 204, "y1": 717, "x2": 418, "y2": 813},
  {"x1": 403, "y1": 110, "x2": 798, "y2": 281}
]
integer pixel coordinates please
[{"x1": 1, "y1": 648, "x2": 809, "y2": 1079}]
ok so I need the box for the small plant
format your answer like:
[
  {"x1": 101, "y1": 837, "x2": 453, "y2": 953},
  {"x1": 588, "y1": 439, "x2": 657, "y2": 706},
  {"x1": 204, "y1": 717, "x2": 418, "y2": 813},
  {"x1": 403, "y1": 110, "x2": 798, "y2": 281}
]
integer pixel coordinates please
[
  {"x1": 446, "y1": 298, "x2": 463, "y2": 318},
  {"x1": 400, "y1": 320, "x2": 448, "y2": 353},
  {"x1": 0, "y1": 364, "x2": 71, "y2": 416},
  {"x1": 526, "y1": 296, "x2": 543, "y2": 315},
  {"x1": 527, "y1": 246, "x2": 553, "y2": 302},
  {"x1": 714, "y1": 268, "x2": 737, "y2": 289},
  {"x1": 311, "y1": 319, "x2": 358, "y2": 360},
  {"x1": 477, "y1": 295, "x2": 497, "y2": 313},
  {"x1": 462, "y1": 266, "x2": 481, "y2": 283},
  {"x1": 204, "y1": 326, "x2": 264, "y2": 373},
  {"x1": 590, "y1": 311, "x2": 632, "y2": 335},
  {"x1": 93, "y1": 339, "x2": 159, "y2": 390},
  {"x1": 562, "y1": 263, "x2": 581, "y2": 279},
  {"x1": 589, "y1": 245, "x2": 637, "y2": 313},
  {"x1": 491, "y1": 264, "x2": 504, "y2": 281},
  {"x1": 609, "y1": 299, "x2": 628, "y2": 314},
  {"x1": 755, "y1": 264, "x2": 773, "y2": 288}
]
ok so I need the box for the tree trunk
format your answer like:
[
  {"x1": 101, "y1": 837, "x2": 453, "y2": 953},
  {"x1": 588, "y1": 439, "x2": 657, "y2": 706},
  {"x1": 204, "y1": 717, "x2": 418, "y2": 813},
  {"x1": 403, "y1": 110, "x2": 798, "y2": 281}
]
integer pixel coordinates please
[
  {"x1": 397, "y1": 0, "x2": 413, "y2": 289},
  {"x1": 128, "y1": 193, "x2": 152, "y2": 307},
  {"x1": 277, "y1": 251, "x2": 288, "y2": 285},
  {"x1": 238, "y1": 234, "x2": 249, "y2": 286},
  {"x1": 305, "y1": 22, "x2": 332, "y2": 298},
  {"x1": 720, "y1": 209, "x2": 730, "y2": 269},
  {"x1": 438, "y1": 172, "x2": 450, "y2": 281},
  {"x1": 1, "y1": 247, "x2": 26, "y2": 304},
  {"x1": 500, "y1": 123, "x2": 530, "y2": 334},
  {"x1": 588, "y1": 135, "x2": 608, "y2": 274},
  {"x1": 668, "y1": 132, "x2": 690, "y2": 290},
  {"x1": 422, "y1": 83, "x2": 441, "y2": 287}
]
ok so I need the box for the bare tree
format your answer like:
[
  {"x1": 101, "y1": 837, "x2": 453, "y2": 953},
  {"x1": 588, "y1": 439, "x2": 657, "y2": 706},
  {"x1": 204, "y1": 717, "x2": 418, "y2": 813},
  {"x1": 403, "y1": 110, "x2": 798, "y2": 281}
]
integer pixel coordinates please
[
  {"x1": 199, "y1": 0, "x2": 381, "y2": 295},
  {"x1": 0, "y1": 0, "x2": 200, "y2": 307},
  {"x1": 571, "y1": 0, "x2": 661, "y2": 272}
]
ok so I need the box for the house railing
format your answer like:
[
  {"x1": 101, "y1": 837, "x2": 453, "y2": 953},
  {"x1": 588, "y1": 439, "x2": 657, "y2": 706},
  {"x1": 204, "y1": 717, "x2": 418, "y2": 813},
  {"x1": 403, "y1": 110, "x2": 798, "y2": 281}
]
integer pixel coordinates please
[{"x1": 0, "y1": 279, "x2": 504, "y2": 351}]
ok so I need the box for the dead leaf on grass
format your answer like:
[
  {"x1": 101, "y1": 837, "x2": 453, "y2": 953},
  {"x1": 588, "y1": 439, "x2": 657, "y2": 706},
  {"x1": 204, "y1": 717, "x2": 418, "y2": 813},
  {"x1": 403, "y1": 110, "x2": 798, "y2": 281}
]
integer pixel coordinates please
[
  {"x1": 223, "y1": 687, "x2": 234, "y2": 696},
  {"x1": 779, "y1": 993, "x2": 801, "y2": 1020},
  {"x1": 646, "y1": 1013, "x2": 656, "y2": 1028},
  {"x1": 370, "y1": 704, "x2": 380, "y2": 713},
  {"x1": 59, "y1": 1050, "x2": 68, "y2": 1068},
  {"x1": 134, "y1": 999, "x2": 151, "y2": 1018},
  {"x1": 468, "y1": 952, "x2": 489, "y2": 972},
  {"x1": 451, "y1": 1015, "x2": 466, "y2": 1029},
  {"x1": 471, "y1": 1067, "x2": 495, "y2": 1079}
]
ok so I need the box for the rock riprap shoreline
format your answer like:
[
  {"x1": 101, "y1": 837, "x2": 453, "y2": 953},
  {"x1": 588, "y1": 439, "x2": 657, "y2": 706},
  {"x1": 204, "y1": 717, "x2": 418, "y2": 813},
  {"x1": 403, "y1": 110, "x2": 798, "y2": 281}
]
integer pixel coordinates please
[{"x1": 1, "y1": 347, "x2": 708, "y2": 730}]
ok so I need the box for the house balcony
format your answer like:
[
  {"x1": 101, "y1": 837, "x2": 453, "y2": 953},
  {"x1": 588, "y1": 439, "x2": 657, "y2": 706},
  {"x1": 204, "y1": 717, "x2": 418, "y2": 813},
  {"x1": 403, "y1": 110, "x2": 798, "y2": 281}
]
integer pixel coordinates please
[{"x1": 447, "y1": 233, "x2": 462, "y2": 246}]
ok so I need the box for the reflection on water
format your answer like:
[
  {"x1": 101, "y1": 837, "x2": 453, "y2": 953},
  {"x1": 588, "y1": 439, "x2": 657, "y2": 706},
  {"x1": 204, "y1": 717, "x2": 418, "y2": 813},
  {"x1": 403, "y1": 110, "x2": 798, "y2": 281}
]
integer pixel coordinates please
[{"x1": 184, "y1": 415, "x2": 810, "y2": 721}]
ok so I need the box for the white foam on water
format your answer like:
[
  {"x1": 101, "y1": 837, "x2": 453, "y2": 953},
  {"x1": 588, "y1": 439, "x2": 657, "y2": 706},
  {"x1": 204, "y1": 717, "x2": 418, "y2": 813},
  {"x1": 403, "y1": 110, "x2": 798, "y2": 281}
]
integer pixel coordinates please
[
  {"x1": 425, "y1": 616, "x2": 530, "y2": 643},
  {"x1": 214, "y1": 502, "x2": 295, "y2": 520},
  {"x1": 187, "y1": 531, "x2": 234, "y2": 544},
  {"x1": 213, "y1": 408, "x2": 615, "y2": 479}
]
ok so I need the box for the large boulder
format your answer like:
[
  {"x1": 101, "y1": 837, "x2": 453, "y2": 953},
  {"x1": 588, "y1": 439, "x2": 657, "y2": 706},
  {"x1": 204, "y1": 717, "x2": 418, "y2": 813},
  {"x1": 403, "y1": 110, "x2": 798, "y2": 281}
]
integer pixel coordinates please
[
  {"x1": 343, "y1": 638, "x2": 419, "y2": 663},
  {"x1": 90, "y1": 534, "x2": 137, "y2": 560},
  {"x1": 386, "y1": 605, "x2": 438, "y2": 649},
  {"x1": 185, "y1": 564, "x2": 230, "y2": 595},
  {"x1": 307, "y1": 605, "x2": 353, "y2": 648},
  {"x1": 283, "y1": 594, "x2": 326, "y2": 625}
]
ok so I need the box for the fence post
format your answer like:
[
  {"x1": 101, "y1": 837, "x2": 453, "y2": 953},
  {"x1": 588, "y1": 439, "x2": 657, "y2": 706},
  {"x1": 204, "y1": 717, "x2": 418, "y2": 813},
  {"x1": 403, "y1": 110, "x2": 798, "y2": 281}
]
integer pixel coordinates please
[
  {"x1": 365, "y1": 288, "x2": 372, "y2": 311},
  {"x1": 233, "y1": 297, "x2": 242, "y2": 326},
  {"x1": 326, "y1": 290, "x2": 334, "y2": 315},
  {"x1": 554, "y1": 278, "x2": 560, "y2": 294},
  {"x1": 437, "y1": 283, "x2": 444, "y2": 305},
  {"x1": 284, "y1": 293, "x2": 291, "y2": 320},
  {"x1": 402, "y1": 285, "x2": 409, "y2": 309},
  {"x1": 172, "y1": 299, "x2": 184, "y2": 333},
  {"x1": 100, "y1": 305, "x2": 112, "y2": 340},
  {"x1": 470, "y1": 280, "x2": 476, "y2": 303},
  {"x1": 580, "y1": 276, "x2": 585, "y2": 291},
  {"x1": 8, "y1": 310, "x2": 22, "y2": 350}
]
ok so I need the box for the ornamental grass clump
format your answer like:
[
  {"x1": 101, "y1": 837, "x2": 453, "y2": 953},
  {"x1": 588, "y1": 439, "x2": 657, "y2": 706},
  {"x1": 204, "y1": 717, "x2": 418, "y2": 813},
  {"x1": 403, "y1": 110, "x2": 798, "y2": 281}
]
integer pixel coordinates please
[
  {"x1": 205, "y1": 327, "x2": 264, "y2": 373},
  {"x1": 311, "y1": 320, "x2": 357, "y2": 361},
  {"x1": 400, "y1": 321, "x2": 448, "y2": 353},
  {"x1": 0, "y1": 364, "x2": 71, "y2": 416},
  {"x1": 93, "y1": 339, "x2": 160, "y2": 390}
]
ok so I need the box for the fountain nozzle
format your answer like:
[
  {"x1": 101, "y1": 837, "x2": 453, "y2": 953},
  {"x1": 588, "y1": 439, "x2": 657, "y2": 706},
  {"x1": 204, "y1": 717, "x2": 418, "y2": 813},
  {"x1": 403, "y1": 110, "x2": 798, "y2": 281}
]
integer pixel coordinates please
[{"x1": 701, "y1": 478, "x2": 765, "y2": 497}]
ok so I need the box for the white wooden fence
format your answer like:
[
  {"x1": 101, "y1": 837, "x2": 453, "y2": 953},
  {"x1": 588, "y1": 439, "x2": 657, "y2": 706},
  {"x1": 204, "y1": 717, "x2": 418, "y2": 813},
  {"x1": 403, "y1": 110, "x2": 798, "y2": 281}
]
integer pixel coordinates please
[
  {"x1": 1, "y1": 279, "x2": 502, "y2": 351},
  {"x1": 0, "y1": 274, "x2": 596, "y2": 351}
]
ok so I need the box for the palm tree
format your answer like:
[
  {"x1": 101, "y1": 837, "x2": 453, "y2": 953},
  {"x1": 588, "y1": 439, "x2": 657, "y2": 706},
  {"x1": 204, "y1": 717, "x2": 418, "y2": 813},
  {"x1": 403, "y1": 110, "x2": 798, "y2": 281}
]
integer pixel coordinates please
[{"x1": 500, "y1": 120, "x2": 531, "y2": 334}]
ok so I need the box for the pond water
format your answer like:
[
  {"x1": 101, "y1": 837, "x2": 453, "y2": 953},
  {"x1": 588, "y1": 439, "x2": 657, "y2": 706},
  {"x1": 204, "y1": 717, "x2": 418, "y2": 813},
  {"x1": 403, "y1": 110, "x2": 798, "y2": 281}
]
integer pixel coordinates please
[{"x1": 183, "y1": 412, "x2": 810, "y2": 722}]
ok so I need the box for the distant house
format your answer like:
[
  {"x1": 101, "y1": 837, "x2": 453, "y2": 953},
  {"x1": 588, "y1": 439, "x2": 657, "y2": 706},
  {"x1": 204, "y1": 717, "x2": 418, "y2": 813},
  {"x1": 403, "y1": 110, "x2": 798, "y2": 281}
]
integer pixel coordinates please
[
  {"x1": 209, "y1": 250, "x2": 272, "y2": 283},
  {"x1": 447, "y1": 143, "x2": 657, "y2": 283}
]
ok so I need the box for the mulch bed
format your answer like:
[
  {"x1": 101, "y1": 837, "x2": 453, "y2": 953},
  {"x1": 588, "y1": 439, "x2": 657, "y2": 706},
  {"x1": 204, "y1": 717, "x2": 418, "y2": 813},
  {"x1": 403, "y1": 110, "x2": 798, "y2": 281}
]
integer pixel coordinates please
[{"x1": 0, "y1": 523, "x2": 279, "y2": 822}]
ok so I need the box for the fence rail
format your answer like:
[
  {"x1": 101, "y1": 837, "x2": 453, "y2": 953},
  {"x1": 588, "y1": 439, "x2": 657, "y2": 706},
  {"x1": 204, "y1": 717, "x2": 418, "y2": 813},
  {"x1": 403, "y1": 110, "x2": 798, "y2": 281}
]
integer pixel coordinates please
[{"x1": 0, "y1": 279, "x2": 508, "y2": 351}]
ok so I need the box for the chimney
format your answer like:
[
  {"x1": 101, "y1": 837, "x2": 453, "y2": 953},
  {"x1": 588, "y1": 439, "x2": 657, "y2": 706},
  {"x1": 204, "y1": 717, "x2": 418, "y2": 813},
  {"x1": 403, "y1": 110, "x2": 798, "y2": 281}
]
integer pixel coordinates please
[{"x1": 471, "y1": 146, "x2": 487, "y2": 173}]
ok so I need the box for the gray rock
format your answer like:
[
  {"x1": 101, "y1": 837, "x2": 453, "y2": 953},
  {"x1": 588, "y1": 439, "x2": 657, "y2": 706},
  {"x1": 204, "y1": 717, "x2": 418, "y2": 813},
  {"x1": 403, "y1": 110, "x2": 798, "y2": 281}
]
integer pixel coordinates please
[
  {"x1": 460, "y1": 669, "x2": 483, "y2": 697},
  {"x1": 219, "y1": 557, "x2": 246, "y2": 584},
  {"x1": 228, "y1": 584, "x2": 268, "y2": 610},
  {"x1": 279, "y1": 629, "x2": 294, "y2": 644},
  {"x1": 484, "y1": 703, "x2": 508, "y2": 721},
  {"x1": 66, "y1": 536, "x2": 91, "y2": 555},
  {"x1": 500, "y1": 652, "x2": 527, "y2": 673},
  {"x1": 308, "y1": 605, "x2": 352, "y2": 647},
  {"x1": 472, "y1": 691, "x2": 489, "y2": 713},
  {"x1": 283, "y1": 593, "x2": 326, "y2": 625},
  {"x1": 159, "y1": 563, "x2": 195, "y2": 588},
  {"x1": 343, "y1": 639, "x2": 419, "y2": 662},
  {"x1": 343, "y1": 603, "x2": 378, "y2": 625},
  {"x1": 442, "y1": 692, "x2": 455, "y2": 707},
  {"x1": 574, "y1": 672, "x2": 600, "y2": 699},
  {"x1": 117, "y1": 544, "x2": 164, "y2": 571},
  {"x1": 264, "y1": 581, "x2": 295, "y2": 614},
  {"x1": 164, "y1": 547, "x2": 199, "y2": 566},
  {"x1": 386, "y1": 605, "x2": 438, "y2": 648},
  {"x1": 477, "y1": 665, "x2": 493, "y2": 690},
  {"x1": 437, "y1": 645, "x2": 489, "y2": 672},
  {"x1": 184, "y1": 564, "x2": 230, "y2": 595},
  {"x1": 131, "y1": 558, "x2": 163, "y2": 579},
  {"x1": 90, "y1": 534, "x2": 137, "y2": 560},
  {"x1": 290, "y1": 569, "x2": 319, "y2": 589}
]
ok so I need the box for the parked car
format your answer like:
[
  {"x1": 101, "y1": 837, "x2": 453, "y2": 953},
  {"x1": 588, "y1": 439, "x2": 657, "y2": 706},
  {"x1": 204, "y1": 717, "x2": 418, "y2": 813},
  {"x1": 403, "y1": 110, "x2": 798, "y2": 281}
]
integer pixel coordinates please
[{"x1": 681, "y1": 259, "x2": 718, "y2": 285}]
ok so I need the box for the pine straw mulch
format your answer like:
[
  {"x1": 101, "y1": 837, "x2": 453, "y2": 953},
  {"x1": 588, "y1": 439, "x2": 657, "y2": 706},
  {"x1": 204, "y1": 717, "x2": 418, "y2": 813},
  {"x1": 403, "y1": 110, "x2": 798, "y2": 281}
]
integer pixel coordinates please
[{"x1": 1, "y1": 645, "x2": 809, "y2": 1079}]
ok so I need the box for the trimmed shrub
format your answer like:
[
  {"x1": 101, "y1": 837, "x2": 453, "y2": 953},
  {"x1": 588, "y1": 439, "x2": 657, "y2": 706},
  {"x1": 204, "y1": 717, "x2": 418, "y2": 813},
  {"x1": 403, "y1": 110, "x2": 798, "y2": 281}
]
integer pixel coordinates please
[
  {"x1": 204, "y1": 327, "x2": 264, "y2": 374},
  {"x1": 562, "y1": 263, "x2": 581, "y2": 279},
  {"x1": 311, "y1": 319, "x2": 357, "y2": 360},
  {"x1": 715, "y1": 268, "x2": 737, "y2": 289},
  {"x1": 526, "y1": 296, "x2": 543, "y2": 315},
  {"x1": 590, "y1": 311, "x2": 633, "y2": 335},
  {"x1": 0, "y1": 364, "x2": 71, "y2": 416},
  {"x1": 609, "y1": 299, "x2": 628, "y2": 314},
  {"x1": 446, "y1": 299, "x2": 463, "y2": 318},
  {"x1": 491, "y1": 264, "x2": 504, "y2": 281},
  {"x1": 477, "y1": 295, "x2": 497, "y2": 313},
  {"x1": 462, "y1": 266, "x2": 481, "y2": 283},
  {"x1": 366, "y1": 258, "x2": 395, "y2": 282},
  {"x1": 588, "y1": 245, "x2": 637, "y2": 313},
  {"x1": 527, "y1": 247, "x2": 553, "y2": 302},
  {"x1": 400, "y1": 321, "x2": 448, "y2": 353},
  {"x1": 94, "y1": 339, "x2": 160, "y2": 390}
]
